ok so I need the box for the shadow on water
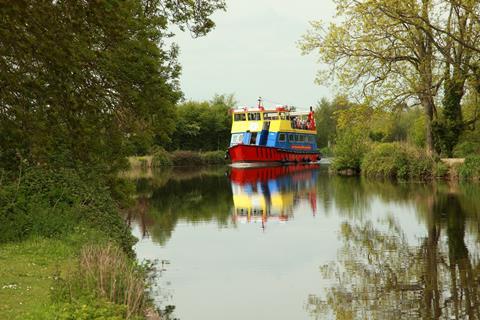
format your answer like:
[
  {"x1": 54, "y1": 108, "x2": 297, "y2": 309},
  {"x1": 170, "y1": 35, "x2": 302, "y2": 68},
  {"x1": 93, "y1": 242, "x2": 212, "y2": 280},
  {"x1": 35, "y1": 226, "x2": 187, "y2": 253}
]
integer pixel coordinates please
[{"x1": 124, "y1": 164, "x2": 480, "y2": 319}]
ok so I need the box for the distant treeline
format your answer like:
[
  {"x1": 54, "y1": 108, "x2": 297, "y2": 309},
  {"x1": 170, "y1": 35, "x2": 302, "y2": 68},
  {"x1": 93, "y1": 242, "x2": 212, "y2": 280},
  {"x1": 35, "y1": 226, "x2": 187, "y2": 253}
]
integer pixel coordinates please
[{"x1": 128, "y1": 94, "x2": 234, "y2": 156}]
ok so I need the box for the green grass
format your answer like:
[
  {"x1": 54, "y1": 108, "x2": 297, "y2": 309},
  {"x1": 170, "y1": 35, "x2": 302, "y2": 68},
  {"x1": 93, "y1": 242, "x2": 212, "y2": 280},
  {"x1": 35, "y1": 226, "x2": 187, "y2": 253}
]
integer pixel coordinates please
[{"x1": 0, "y1": 228, "x2": 108, "y2": 319}]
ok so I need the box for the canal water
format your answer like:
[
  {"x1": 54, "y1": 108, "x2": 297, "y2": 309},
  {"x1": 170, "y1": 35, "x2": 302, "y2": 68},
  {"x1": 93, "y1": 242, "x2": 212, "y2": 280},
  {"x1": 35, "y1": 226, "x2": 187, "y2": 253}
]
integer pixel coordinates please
[{"x1": 126, "y1": 164, "x2": 480, "y2": 320}]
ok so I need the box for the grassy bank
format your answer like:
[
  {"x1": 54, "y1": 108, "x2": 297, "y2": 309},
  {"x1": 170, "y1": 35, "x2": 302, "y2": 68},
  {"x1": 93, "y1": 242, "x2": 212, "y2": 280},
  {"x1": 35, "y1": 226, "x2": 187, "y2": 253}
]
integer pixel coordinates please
[
  {"x1": 0, "y1": 167, "x2": 157, "y2": 319},
  {"x1": 331, "y1": 141, "x2": 479, "y2": 181},
  {"x1": 0, "y1": 236, "x2": 77, "y2": 319},
  {"x1": 129, "y1": 149, "x2": 227, "y2": 169}
]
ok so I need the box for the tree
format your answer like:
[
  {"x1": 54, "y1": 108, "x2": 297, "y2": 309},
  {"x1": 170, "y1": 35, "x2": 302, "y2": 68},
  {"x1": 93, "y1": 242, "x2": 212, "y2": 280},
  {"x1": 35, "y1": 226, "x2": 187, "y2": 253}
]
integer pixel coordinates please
[
  {"x1": 0, "y1": 0, "x2": 225, "y2": 174},
  {"x1": 300, "y1": 0, "x2": 441, "y2": 153},
  {"x1": 300, "y1": 0, "x2": 480, "y2": 156},
  {"x1": 314, "y1": 96, "x2": 351, "y2": 149},
  {"x1": 169, "y1": 94, "x2": 235, "y2": 151}
]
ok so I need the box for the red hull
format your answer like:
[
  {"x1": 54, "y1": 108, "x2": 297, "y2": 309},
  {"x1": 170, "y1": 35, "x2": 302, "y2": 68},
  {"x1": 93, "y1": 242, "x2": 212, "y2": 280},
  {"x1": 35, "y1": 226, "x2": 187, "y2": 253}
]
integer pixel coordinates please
[{"x1": 228, "y1": 144, "x2": 321, "y2": 163}]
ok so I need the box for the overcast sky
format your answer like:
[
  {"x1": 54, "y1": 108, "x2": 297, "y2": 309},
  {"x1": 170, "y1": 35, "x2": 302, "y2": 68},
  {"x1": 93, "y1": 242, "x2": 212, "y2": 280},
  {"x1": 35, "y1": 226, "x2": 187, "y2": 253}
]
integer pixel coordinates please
[{"x1": 173, "y1": 0, "x2": 336, "y2": 110}]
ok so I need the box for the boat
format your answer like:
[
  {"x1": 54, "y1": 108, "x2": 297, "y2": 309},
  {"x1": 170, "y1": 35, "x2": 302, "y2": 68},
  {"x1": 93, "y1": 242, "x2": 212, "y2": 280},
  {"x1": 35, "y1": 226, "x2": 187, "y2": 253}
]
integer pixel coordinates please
[{"x1": 226, "y1": 98, "x2": 321, "y2": 163}]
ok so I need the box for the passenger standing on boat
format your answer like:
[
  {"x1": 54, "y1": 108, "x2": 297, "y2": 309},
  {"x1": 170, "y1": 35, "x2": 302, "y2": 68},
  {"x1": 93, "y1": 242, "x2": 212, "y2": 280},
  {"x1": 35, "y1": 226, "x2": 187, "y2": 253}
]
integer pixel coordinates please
[{"x1": 307, "y1": 106, "x2": 315, "y2": 130}]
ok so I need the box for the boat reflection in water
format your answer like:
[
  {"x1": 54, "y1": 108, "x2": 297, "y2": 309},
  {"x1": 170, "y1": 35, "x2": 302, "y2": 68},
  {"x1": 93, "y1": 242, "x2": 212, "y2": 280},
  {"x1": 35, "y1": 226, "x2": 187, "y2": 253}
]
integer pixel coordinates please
[{"x1": 229, "y1": 165, "x2": 319, "y2": 229}]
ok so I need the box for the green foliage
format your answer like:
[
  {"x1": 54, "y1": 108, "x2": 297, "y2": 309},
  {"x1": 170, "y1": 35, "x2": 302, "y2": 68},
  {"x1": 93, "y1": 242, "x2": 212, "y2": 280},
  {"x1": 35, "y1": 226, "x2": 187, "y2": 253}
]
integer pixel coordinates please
[
  {"x1": 331, "y1": 129, "x2": 369, "y2": 173},
  {"x1": 433, "y1": 79, "x2": 465, "y2": 157},
  {"x1": 0, "y1": 232, "x2": 109, "y2": 320},
  {"x1": 320, "y1": 146, "x2": 334, "y2": 157},
  {"x1": 168, "y1": 94, "x2": 235, "y2": 151},
  {"x1": 314, "y1": 96, "x2": 349, "y2": 148},
  {"x1": 459, "y1": 156, "x2": 480, "y2": 180},
  {"x1": 151, "y1": 146, "x2": 173, "y2": 167},
  {"x1": 361, "y1": 143, "x2": 434, "y2": 180},
  {"x1": 52, "y1": 244, "x2": 150, "y2": 319},
  {"x1": 300, "y1": 0, "x2": 480, "y2": 154},
  {"x1": 201, "y1": 150, "x2": 228, "y2": 165},
  {"x1": 0, "y1": 0, "x2": 225, "y2": 174},
  {"x1": 0, "y1": 1, "x2": 180, "y2": 174},
  {"x1": 408, "y1": 112, "x2": 426, "y2": 148},
  {"x1": 454, "y1": 141, "x2": 480, "y2": 157},
  {"x1": 434, "y1": 161, "x2": 449, "y2": 178},
  {"x1": 170, "y1": 150, "x2": 204, "y2": 166},
  {"x1": 330, "y1": 104, "x2": 372, "y2": 173},
  {"x1": 30, "y1": 298, "x2": 138, "y2": 320},
  {"x1": 0, "y1": 168, "x2": 136, "y2": 254}
]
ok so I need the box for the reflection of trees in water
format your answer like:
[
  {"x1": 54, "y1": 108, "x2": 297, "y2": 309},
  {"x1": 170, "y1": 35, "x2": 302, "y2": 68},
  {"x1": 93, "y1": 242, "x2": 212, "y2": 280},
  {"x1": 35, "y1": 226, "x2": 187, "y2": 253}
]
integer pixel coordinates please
[
  {"x1": 316, "y1": 175, "x2": 436, "y2": 219},
  {"x1": 124, "y1": 167, "x2": 233, "y2": 246},
  {"x1": 308, "y1": 181, "x2": 480, "y2": 320}
]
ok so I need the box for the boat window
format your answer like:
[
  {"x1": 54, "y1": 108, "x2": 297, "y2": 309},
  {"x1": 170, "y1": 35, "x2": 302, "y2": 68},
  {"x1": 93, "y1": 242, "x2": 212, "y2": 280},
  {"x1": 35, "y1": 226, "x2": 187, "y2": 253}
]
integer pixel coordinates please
[
  {"x1": 308, "y1": 136, "x2": 316, "y2": 143},
  {"x1": 234, "y1": 113, "x2": 246, "y2": 121},
  {"x1": 248, "y1": 112, "x2": 261, "y2": 121},
  {"x1": 294, "y1": 134, "x2": 299, "y2": 142},
  {"x1": 288, "y1": 134, "x2": 295, "y2": 142},
  {"x1": 263, "y1": 112, "x2": 279, "y2": 120},
  {"x1": 230, "y1": 133, "x2": 244, "y2": 145},
  {"x1": 299, "y1": 135, "x2": 305, "y2": 142},
  {"x1": 278, "y1": 133, "x2": 286, "y2": 142},
  {"x1": 249, "y1": 132, "x2": 257, "y2": 145}
]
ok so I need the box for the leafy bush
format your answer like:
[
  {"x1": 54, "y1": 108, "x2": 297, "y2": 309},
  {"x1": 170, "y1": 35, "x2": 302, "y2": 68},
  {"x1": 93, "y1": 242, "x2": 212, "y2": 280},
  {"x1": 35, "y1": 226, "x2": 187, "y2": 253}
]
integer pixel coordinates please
[
  {"x1": 201, "y1": 150, "x2": 227, "y2": 165},
  {"x1": 331, "y1": 130, "x2": 369, "y2": 174},
  {"x1": 361, "y1": 143, "x2": 434, "y2": 180},
  {"x1": 170, "y1": 150, "x2": 204, "y2": 166},
  {"x1": 320, "y1": 146, "x2": 334, "y2": 157},
  {"x1": 0, "y1": 168, "x2": 136, "y2": 254},
  {"x1": 151, "y1": 146, "x2": 172, "y2": 166},
  {"x1": 453, "y1": 141, "x2": 480, "y2": 158},
  {"x1": 459, "y1": 156, "x2": 480, "y2": 180},
  {"x1": 434, "y1": 161, "x2": 449, "y2": 178}
]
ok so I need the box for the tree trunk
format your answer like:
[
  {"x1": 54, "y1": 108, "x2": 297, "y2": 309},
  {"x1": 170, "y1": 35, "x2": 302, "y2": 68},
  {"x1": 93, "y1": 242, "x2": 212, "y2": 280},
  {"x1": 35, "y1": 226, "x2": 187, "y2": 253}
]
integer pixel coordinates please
[{"x1": 421, "y1": 96, "x2": 435, "y2": 155}]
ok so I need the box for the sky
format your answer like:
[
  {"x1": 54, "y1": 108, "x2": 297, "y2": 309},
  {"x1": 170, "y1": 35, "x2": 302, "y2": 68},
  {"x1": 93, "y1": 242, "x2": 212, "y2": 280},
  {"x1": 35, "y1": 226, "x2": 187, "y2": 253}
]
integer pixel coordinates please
[{"x1": 172, "y1": 0, "x2": 337, "y2": 110}]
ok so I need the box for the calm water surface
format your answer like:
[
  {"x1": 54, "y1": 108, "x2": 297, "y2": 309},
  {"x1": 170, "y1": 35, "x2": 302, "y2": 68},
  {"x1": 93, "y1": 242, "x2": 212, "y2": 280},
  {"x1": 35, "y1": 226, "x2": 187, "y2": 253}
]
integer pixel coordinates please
[{"x1": 126, "y1": 165, "x2": 480, "y2": 320}]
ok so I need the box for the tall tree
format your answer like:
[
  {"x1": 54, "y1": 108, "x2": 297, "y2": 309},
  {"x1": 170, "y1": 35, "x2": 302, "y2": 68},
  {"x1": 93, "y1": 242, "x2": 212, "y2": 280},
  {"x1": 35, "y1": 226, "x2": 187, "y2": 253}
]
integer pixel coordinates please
[
  {"x1": 0, "y1": 0, "x2": 225, "y2": 174},
  {"x1": 300, "y1": 0, "x2": 480, "y2": 156},
  {"x1": 300, "y1": 0, "x2": 441, "y2": 153}
]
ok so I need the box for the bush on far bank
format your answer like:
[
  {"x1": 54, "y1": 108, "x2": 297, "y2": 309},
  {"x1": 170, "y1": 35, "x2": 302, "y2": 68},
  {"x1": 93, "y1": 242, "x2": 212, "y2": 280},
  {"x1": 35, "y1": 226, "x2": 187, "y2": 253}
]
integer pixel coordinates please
[
  {"x1": 361, "y1": 142, "x2": 434, "y2": 180},
  {"x1": 133, "y1": 148, "x2": 228, "y2": 168},
  {"x1": 330, "y1": 129, "x2": 370, "y2": 174},
  {"x1": 459, "y1": 156, "x2": 480, "y2": 181},
  {"x1": 201, "y1": 150, "x2": 227, "y2": 165}
]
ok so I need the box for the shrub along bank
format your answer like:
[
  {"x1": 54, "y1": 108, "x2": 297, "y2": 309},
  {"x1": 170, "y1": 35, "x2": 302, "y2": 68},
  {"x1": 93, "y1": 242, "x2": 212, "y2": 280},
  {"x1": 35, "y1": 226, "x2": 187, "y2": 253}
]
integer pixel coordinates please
[
  {"x1": 0, "y1": 167, "x2": 155, "y2": 319},
  {"x1": 331, "y1": 141, "x2": 479, "y2": 181},
  {"x1": 361, "y1": 143, "x2": 435, "y2": 180},
  {"x1": 129, "y1": 148, "x2": 228, "y2": 169},
  {"x1": 459, "y1": 156, "x2": 480, "y2": 181}
]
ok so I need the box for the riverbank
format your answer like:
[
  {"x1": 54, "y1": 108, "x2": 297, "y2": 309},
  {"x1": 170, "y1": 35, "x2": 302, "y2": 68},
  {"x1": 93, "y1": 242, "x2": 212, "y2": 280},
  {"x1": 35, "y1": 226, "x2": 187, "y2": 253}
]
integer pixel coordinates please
[
  {"x1": 128, "y1": 149, "x2": 227, "y2": 169},
  {"x1": 0, "y1": 231, "x2": 105, "y2": 319},
  {"x1": 0, "y1": 167, "x2": 159, "y2": 319},
  {"x1": 331, "y1": 141, "x2": 480, "y2": 181}
]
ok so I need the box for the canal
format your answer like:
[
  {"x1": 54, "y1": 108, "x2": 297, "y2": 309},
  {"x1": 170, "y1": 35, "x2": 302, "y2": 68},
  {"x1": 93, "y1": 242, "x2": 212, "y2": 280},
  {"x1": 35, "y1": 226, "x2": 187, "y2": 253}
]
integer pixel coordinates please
[{"x1": 126, "y1": 164, "x2": 480, "y2": 319}]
